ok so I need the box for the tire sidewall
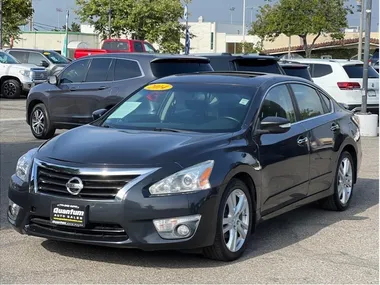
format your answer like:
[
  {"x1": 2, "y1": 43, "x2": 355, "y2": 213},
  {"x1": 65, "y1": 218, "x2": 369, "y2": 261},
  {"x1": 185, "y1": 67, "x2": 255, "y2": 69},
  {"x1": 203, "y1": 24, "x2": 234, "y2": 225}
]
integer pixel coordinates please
[
  {"x1": 333, "y1": 151, "x2": 354, "y2": 210},
  {"x1": 1, "y1": 79, "x2": 21, "y2": 99},
  {"x1": 30, "y1": 104, "x2": 53, "y2": 139},
  {"x1": 216, "y1": 179, "x2": 254, "y2": 260}
]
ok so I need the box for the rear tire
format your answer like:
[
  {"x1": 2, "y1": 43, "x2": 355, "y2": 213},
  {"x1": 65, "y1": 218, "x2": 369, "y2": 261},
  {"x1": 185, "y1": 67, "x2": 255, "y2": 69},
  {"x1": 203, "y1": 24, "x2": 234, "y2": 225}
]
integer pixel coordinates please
[
  {"x1": 1, "y1": 79, "x2": 21, "y2": 99},
  {"x1": 203, "y1": 179, "x2": 253, "y2": 261},
  {"x1": 29, "y1": 103, "x2": 56, "y2": 140},
  {"x1": 319, "y1": 151, "x2": 355, "y2": 211}
]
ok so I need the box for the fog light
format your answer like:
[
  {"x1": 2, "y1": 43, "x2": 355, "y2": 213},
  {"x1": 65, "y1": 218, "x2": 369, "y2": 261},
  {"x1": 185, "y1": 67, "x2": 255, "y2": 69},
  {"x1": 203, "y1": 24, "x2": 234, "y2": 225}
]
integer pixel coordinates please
[
  {"x1": 176, "y1": 224, "x2": 190, "y2": 236},
  {"x1": 153, "y1": 214, "x2": 201, "y2": 239},
  {"x1": 8, "y1": 200, "x2": 20, "y2": 218}
]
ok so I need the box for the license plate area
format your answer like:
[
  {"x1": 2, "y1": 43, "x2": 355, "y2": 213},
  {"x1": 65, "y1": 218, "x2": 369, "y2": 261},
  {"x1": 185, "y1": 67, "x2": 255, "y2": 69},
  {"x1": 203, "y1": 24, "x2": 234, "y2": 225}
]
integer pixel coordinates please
[
  {"x1": 51, "y1": 203, "x2": 86, "y2": 227},
  {"x1": 368, "y1": 90, "x2": 377, "y2": 97}
]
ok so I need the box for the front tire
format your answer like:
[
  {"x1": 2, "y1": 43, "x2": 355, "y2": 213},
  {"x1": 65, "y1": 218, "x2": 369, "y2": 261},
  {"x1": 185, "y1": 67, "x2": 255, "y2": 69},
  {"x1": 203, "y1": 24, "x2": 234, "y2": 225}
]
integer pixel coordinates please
[
  {"x1": 30, "y1": 103, "x2": 56, "y2": 140},
  {"x1": 1, "y1": 79, "x2": 21, "y2": 99},
  {"x1": 319, "y1": 151, "x2": 355, "y2": 211},
  {"x1": 203, "y1": 179, "x2": 253, "y2": 261}
]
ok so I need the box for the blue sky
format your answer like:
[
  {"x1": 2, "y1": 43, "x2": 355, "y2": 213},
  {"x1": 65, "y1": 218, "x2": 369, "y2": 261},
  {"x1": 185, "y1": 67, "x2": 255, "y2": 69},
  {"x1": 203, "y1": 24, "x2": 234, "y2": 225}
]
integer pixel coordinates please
[{"x1": 31, "y1": 0, "x2": 379, "y2": 31}]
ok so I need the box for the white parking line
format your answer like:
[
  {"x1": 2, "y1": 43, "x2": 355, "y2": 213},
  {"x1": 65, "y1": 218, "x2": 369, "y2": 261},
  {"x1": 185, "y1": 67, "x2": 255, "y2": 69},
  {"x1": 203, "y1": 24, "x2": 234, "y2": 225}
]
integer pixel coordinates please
[{"x1": 0, "y1": 118, "x2": 25, "y2": 122}]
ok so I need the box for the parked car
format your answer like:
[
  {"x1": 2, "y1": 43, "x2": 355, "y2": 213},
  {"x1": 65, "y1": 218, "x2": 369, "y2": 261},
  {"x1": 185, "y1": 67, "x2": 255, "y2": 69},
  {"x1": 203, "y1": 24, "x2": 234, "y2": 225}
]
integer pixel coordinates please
[
  {"x1": 0, "y1": 51, "x2": 48, "y2": 99},
  {"x1": 279, "y1": 61, "x2": 313, "y2": 81},
  {"x1": 193, "y1": 53, "x2": 286, "y2": 74},
  {"x1": 291, "y1": 58, "x2": 379, "y2": 112},
  {"x1": 5, "y1": 48, "x2": 69, "y2": 76},
  {"x1": 74, "y1": 39, "x2": 157, "y2": 59},
  {"x1": 369, "y1": 48, "x2": 379, "y2": 71},
  {"x1": 8, "y1": 72, "x2": 362, "y2": 261},
  {"x1": 26, "y1": 53, "x2": 213, "y2": 139}
]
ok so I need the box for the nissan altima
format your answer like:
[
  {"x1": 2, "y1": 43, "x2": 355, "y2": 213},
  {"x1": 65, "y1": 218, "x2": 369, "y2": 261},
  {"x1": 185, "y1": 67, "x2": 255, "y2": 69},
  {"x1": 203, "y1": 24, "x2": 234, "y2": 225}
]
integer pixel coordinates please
[{"x1": 8, "y1": 72, "x2": 362, "y2": 261}]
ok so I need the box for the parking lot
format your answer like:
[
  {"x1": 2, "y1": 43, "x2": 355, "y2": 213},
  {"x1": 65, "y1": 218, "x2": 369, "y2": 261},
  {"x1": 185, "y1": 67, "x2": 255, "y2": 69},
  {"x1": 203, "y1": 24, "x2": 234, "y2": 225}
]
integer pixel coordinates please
[{"x1": 0, "y1": 98, "x2": 378, "y2": 284}]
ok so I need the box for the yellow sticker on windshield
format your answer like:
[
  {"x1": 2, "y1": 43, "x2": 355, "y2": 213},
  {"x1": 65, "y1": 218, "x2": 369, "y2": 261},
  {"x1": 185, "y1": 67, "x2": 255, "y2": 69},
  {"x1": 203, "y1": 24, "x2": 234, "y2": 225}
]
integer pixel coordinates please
[
  {"x1": 43, "y1": 52, "x2": 50, "y2": 55},
  {"x1": 144, "y1": 83, "x2": 173, "y2": 91}
]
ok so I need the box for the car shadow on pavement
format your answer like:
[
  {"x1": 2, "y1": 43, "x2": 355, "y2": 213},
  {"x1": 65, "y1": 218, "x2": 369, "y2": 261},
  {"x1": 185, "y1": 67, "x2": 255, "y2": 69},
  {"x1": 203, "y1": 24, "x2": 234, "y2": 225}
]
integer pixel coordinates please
[{"x1": 41, "y1": 177, "x2": 379, "y2": 268}]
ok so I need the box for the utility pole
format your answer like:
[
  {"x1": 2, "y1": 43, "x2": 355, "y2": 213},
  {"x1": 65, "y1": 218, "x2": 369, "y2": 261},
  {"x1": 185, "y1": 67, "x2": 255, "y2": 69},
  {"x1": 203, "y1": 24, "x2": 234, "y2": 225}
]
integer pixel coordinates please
[
  {"x1": 63, "y1": 10, "x2": 69, "y2": 57},
  {"x1": 242, "y1": 0, "x2": 246, "y2": 53},
  {"x1": 0, "y1": 0, "x2": 3, "y2": 49},
  {"x1": 108, "y1": 0, "x2": 112, "y2": 39},
  {"x1": 357, "y1": 0, "x2": 365, "y2": 60},
  {"x1": 229, "y1": 7, "x2": 235, "y2": 25},
  {"x1": 361, "y1": 0, "x2": 372, "y2": 114}
]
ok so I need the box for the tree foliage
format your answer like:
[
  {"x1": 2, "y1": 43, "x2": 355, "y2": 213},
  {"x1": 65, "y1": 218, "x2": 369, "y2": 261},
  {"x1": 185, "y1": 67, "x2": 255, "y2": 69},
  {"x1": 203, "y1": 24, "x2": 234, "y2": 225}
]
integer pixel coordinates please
[
  {"x1": 1, "y1": 0, "x2": 34, "y2": 46},
  {"x1": 249, "y1": 0, "x2": 352, "y2": 57},
  {"x1": 75, "y1": 0, "x2": 189, "y2": 53},
  {"x1": 61, "y1": 22, "x2": 81, "y2": 32}
]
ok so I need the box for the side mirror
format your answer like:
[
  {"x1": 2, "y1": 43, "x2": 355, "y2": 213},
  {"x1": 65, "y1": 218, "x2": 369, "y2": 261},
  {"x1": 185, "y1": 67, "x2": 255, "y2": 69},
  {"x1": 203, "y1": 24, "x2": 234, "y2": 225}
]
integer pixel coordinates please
[
  {"x1": 92, "y1": 109, "x2": 108, "y2": 121},
  {"x1": 257, "y1": 116, "x2": 291, "y2": 134},
  {"x1": 48, "y1": 75, "x2": 58, "y2": 85},
  {"x1": 40, "y1": 60, "x2": 49, "y2": 67}
]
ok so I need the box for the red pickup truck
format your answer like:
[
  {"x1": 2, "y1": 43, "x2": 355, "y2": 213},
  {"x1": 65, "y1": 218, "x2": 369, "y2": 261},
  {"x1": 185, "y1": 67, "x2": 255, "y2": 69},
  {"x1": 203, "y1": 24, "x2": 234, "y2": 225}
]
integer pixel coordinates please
[{"x1": 74, "y1": 39, "x2": 157, "y2": 59}]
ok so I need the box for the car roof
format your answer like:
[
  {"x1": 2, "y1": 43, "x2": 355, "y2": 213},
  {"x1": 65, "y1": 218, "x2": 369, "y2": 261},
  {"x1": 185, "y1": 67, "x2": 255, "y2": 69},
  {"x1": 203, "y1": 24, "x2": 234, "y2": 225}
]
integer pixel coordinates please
[
  {"x1": 151, "y1": 71, "x2": 310, "y2": 86},
  {"x1": 81, "y1": 53, "x2": 210, "y2": 62},
  {"x1": 193, "y1": 53, "x2": 279, "y2": 61},
  {"x1": 290, "y1": 58, "x2": 364, "y2": 65},
  {"x1": 7, "y1": 48, "x2": 54, "y2": 53}
]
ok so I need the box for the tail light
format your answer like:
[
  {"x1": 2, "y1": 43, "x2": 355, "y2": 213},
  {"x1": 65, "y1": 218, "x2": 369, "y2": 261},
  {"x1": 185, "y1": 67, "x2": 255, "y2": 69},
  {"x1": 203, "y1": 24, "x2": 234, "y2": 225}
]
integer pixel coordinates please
[{"x1": 337, "y1": 82, "x2": 361, "y2": 90}]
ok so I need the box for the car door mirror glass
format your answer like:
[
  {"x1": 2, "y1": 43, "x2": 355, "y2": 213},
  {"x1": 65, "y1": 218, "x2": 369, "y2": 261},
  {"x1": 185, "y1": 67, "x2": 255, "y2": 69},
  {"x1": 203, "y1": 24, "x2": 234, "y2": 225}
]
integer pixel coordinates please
[
  {"x1": 92, "y1": 109, "x2": 108, "y2": 121},
  {"x1": 48, "y1": 75, "x2": 58, "y2": 85},
  {"x1": 259, "y1": 116, "x2": 291, "y2": 134}
]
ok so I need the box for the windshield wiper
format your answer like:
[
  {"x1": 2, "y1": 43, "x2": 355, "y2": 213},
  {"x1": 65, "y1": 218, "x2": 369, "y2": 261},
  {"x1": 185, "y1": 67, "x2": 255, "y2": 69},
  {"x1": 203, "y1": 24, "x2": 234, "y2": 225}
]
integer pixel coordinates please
[{"x1": 153, "y1": 127, "x2": 183, "y2": 133}]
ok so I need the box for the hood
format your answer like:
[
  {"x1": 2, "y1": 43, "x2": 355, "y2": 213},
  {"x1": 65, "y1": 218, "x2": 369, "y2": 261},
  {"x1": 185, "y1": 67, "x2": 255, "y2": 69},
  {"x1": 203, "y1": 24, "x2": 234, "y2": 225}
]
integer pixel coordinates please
[{"x1": 37, "y1": 125, "x2": 232, "y2": 166}]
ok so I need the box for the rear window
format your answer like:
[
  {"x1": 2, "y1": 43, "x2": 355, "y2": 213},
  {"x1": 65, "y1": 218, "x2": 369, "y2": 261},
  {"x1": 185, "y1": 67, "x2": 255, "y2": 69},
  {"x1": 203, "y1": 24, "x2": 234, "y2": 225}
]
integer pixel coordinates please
[
  {"x1": 343, "y1": 64, "x2": 379, "y2": 78},
  {"x1": 234, "y1": 59, "x2": 282, "y2": 74},
  {"x1": 150, "y1": 60, "x2": 213, "y2": 78},
  {"x1": 282, "y1": 66, "x2": 312, "y2": 81},
  {"x1": 208, "y1": 57, "x2": 233, "y2": 71},
  {"x1": 102, "y1": 41, "x2": 130, "y2": 51},
  {"x1": 372, "y1": 48, "x2": 379, "y2": 59}
]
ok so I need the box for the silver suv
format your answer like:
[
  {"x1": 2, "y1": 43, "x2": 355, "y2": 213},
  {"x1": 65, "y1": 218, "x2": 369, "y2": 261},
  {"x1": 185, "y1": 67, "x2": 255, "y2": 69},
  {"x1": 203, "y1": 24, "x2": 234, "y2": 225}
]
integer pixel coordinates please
[{"x1": 5, "y1": 48, "x2": 69, "y2": 76}]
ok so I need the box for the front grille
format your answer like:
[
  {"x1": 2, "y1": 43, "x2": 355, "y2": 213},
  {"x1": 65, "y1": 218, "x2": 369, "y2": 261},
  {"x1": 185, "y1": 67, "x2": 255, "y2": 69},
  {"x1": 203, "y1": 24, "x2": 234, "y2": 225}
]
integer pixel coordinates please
[
  {"x1": 36, "y1": 164, "x2": 139, "y2": 199},
  {"x1": 28, "y1": 217, "x2": 128, "y2": 242},
  {"x1": 31, "y1": 70, "x2": 48, "y2": 80}
]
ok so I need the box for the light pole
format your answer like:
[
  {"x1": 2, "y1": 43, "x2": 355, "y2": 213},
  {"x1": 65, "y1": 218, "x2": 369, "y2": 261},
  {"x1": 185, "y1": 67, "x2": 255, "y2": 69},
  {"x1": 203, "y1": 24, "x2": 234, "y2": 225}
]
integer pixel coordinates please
[
  {"x1": 229, "y1": 7, "x2": 235, "y2": 24},
  {"x1": 357, "y1": 0, "x2": 365, "y2": 60},
  {"x1": 0, "y1": 0, "x2": 3, "y2": 49},
  {"x1": 242, "y1": 0, "x2": 246, "y2": 53},
  {"x1": 56, "y1": 8, "x2": 63, "y2": 30},
  {"x1": 108, "y1": 0, "x2": 112, "y2": 39},
  {"x1": 361, "y1": 0, "x2": 372, "y2": 114},
  {"x1": 246, "y1": 7, "x2": 255, "y2": 24}
]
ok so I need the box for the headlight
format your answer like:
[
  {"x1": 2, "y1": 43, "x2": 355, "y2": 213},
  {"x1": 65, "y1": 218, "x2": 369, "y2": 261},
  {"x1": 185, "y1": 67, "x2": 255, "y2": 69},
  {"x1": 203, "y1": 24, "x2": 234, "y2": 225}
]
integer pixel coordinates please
[
  {"x1": 19, "y1": 70, "x2": 31, "y2": 78},
  {"x1": 149, "y1": 160, "x2": 214, "y2": 195},
  {"x1": 15, "y1": 148, "x2": 38, "y2": 182}
]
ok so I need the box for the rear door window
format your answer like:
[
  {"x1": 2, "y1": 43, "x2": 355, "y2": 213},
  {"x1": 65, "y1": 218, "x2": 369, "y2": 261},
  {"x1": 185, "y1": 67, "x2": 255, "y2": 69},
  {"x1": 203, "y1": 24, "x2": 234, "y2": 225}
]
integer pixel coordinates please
[
  {"x1": 150, "y1": 60, "x2": 213, "y2": 78},
  {"x1": 114, "y1": 59, "x2": 142, "y2": 80},
  {"x1": 282, "y1": 66, "x2": 312, "y2": 80},
  {"x1": 343, "y1": 64, "x2": 379, "y2": 78},
  {"x1": 27, "y1": 52, "x2": 46, "y2": 66},
  {"x1": 85, "y1": 58, "x2": 113, "y2": 82},
  {"x1": 133, "y1": 41, "x2": 144, "y2": 52},
  {"x1": 311, "y1": 64, "x2": 333, "y2": 77},
  {"x1": 8, "y1": 50, "x2": 29, "y2": 63},
  {"x1": 234, "y1": 59, "x2": 282, "y2": 74},
  {"x1": 103, "y1": 41, "x2": 129, "y2": 51}
]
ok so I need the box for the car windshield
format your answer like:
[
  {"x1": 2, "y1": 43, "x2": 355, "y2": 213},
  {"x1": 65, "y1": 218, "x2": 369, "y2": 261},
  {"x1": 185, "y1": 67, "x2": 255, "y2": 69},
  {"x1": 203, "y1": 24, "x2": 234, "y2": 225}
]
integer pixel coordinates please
[
  {"x1": 99, "y1": 82, "x2": 256, "y2": 133},
  {"x1": 0, "y1": 52, "x2": 19, "y2": 64},
  {"x1": 42, "y1": 51, "x2": 69, "y2": 64},
  {"x1": 282, "y1": 66, "x2": 312, "y2": 80}
]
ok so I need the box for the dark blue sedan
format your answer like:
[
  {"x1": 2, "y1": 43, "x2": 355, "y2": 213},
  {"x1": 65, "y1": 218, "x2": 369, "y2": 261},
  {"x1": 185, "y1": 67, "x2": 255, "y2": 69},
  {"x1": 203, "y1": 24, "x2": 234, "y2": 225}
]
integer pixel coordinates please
[{"x1": 8, "y1": 71, "x2": 362, "y2": 261}]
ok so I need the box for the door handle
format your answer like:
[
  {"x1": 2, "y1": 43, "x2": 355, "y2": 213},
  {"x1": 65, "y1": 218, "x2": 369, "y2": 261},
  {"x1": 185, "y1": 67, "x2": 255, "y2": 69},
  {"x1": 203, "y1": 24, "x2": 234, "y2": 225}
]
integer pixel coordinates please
[
  {"x1": 297, "y1": 136, "x2": 308, "y2": 145},
  {"x1": 331, "y1": 122, "x2": 340, "y2": 131},
  {"x1": 69, "y1": 87, "x2": 77, "y2": 91},
  {"x1": 98, "y1": 86, "x2": 107, "y2": 90}
]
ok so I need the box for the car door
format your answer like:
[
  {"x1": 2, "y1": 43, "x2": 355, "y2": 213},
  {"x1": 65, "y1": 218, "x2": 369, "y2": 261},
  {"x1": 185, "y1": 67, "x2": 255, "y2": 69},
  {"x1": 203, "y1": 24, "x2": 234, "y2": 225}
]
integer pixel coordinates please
[
  {"x1": 256, "y1": 84, "x2": 310, "y2": 215},
  {"x1": 72, "y1": 57, "x2": 114, "y2": 124},
  {"x1": 289, "y1": 83, "x2": 337, "y2": 196},
  {"x1": 48, "y1": 58, "x2": 91, "y2": 126}
]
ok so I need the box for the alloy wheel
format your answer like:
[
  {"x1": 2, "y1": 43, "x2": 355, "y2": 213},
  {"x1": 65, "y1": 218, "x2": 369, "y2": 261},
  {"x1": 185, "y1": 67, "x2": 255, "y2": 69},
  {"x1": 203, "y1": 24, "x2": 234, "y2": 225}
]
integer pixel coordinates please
[
  {"x1": 3, "y1": 82, "x2": 16, "y2": 97},
  {"x1": 31, "y1": 109, "x2": 45, "y2": 135},
  {"x1": 338, "y1": 157, "x2": 353, "y2": 205},
  {"x1": 222, "y1": 189, "x2": 250, "y2": 252}
]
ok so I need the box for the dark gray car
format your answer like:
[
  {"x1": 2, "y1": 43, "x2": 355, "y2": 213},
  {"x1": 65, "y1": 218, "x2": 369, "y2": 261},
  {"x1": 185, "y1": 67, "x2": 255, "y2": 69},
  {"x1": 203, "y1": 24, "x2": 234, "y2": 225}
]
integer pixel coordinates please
[
  {"x1": 26, "y1": 53, "x2": 213, "y2": 139},
  {"x1": 5, "y1": 48, "x2": 70, "y2": 76}
]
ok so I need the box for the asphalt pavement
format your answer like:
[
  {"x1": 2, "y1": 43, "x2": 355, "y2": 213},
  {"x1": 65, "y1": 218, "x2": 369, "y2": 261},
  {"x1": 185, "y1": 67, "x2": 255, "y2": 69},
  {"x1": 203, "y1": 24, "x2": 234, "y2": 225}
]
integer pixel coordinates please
[{"x1": 0, "y1": 98, "x2": 378, "y2": 284}]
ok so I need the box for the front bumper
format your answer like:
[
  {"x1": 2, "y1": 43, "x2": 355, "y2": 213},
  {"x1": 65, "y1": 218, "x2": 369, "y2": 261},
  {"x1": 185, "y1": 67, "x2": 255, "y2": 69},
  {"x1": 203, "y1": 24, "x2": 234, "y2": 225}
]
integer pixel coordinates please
[
  {"x1": 22, "y1": 80, "x2": 46, "y2": 92},
  {"x1": 7, "y1": 174, "x2": 220, "y2": 251}
]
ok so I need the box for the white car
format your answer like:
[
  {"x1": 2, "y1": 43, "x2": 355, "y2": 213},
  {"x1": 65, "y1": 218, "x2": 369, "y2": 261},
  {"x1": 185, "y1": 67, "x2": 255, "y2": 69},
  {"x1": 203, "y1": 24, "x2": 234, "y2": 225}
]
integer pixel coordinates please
[
  {"x1": 0, "y1": 51, "x2": 48, "y2": 99},
  {"x1": 291, "y1": 58, "x2": 379, "y2": 112}
]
